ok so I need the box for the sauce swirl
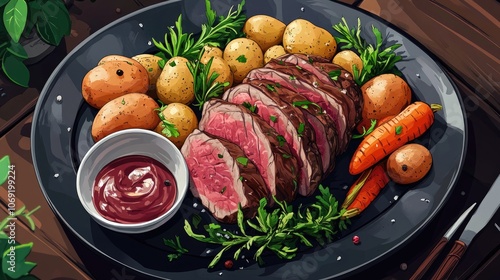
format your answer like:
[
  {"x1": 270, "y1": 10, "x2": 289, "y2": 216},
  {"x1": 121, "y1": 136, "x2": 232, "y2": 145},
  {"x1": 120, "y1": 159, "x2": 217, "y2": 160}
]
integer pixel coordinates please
[{"x1": 92, "y1": 155, "x2": 177, "y2": 224}]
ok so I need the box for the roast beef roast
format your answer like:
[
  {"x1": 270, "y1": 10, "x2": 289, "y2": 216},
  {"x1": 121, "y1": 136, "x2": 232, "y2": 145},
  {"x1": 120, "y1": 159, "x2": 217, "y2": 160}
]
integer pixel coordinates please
[
  {"x1": 198, "y1": 99, "x2": 299, "y2": 203},
  {"x1": 223, "y1": 83, "x2": 323, "y2": 196},
  {"x1": 181, "y1": 52, "x2": 363, "y2": 224},
  {"x1": 181, "y1": 130, "x2": 269, "y2": 223}
]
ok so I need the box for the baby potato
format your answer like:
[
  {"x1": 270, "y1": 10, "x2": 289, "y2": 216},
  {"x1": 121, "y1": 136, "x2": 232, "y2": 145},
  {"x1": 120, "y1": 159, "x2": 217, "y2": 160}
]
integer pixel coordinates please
[
  {"x1": 224, "y1": 38, "x2": 264, "y2": 84},
  {"x1": 264, "y1": 45, "x2": 286, "y2": 64},
  {"x1": 361, "y1": 74, "x2": 412, "y2": 120},
  {"x1": 333, "y1": 50, "x2": 363, "y2": 75},
  {"x1": 82, "y1": 58, "x2": 149, "y2": 109},
  {"x1": 132, "y1": 54, "x2": 163, "y2": 97},
  {"x1": 154, "y1": 103, "x2": 198, "y2": 149},
  {"x1": 98, "y1": 55, "x2": 142, "y2": 67},
  {"x1": 156, "y1": 56, "x2": 194, "y2": 105},
  {"x1": 386, "y1": 144, "x2": 433, "y2": 184},
  {"x1": 91, "y1": 93, "x2": 160, "y2": 142},
  {"x1": 243, "y1": 15, "x2": 286, "y2": 52},
  {"x1": 282, "y1": 19, "x2": 337, "y2": 60},
  {"x1": 201, "y1": 55, "x2": 233, "y2": 89},
  {"x1": 201, "y1": 45, "x2": 223, "y2": 61}
]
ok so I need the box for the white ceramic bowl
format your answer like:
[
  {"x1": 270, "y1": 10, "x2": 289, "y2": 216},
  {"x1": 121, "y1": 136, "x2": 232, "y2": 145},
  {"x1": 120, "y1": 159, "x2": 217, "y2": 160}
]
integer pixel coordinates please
[{"x1": 76, "y1": 129, "x2": 189, "y2": 234}]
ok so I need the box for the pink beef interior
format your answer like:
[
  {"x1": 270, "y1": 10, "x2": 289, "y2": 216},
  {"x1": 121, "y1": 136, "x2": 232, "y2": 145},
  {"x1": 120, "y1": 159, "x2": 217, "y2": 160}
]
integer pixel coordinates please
[
  {"x1": 184, "y1": 137, "x2": 246, "y2": 217},
  {"x1": 200, "y1": 108, "x2": 276, "y2": 196}
]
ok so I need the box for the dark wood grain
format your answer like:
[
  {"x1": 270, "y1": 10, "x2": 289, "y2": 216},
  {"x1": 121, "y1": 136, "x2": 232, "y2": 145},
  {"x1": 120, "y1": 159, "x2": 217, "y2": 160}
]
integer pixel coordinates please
[{"x1": 358, "y1": 0, "x2": 500, "y2": 115}]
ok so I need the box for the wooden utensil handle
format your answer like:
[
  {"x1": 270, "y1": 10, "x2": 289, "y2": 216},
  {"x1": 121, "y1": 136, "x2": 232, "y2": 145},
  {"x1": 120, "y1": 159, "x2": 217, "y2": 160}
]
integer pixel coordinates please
[
  {"x1": 431, "y1": 240, "x2": 467, "y2": 280},
  {"x1": 410, "y1": 237, "x2": 448, "y2": 280}
]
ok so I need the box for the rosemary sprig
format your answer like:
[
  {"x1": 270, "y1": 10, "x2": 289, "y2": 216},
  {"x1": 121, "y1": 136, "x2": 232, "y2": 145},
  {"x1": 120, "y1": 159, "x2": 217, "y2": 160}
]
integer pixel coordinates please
[
  {"x1": 332, "y1": 17, "x2": 403, "y2": 85},
  {"x1": 153, "y1": 0, "x2": 246, "y2": 62},
  {"x1": 184, "y1": 185, "x2": 349, "y2": 268}
]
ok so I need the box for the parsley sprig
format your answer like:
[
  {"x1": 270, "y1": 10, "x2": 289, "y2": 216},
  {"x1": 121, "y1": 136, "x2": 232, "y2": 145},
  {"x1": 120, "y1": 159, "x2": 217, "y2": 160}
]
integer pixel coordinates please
[
  {"x1": 332, "y1": 18, "x2": 403, "y2": 85},
  {"x1": 184, "y1": 185, "x2": 349, "y2": 268},
  {"x1": 164, "y1": 236, "x2": 189, "y2": 261},
  {"x1": 153, "y1": 0, "x2": 246, "y2": 62},
  {"x1": 155, "y1": 103, "x2": 180, "y2": 138},
  {"x1": 187, "y1": 49, "x2": 230, "y2": 109}
]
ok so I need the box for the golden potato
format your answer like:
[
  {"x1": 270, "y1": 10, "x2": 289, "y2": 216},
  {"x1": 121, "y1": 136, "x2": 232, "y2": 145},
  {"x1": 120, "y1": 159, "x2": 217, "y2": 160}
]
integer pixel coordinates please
[
  {"x1": 264, "y1": 45, "x2": 286, "y2": 64},
  {"x1": 386, "y1": 144, "x2": 432, "y2": 184},
  {"x1": 201, "y1": 45, "x2": 223, "y2": 61},
  {"x1": 332, "y1": 50, "x2": 363, "y2": 75},
  {"x1": 223, "y1": 38, "x2": 264, "y2": 84},
  {"x1": 243, "y1": 15, "x2": 286, "y2": 52},
  {"x1": 82, "y1": 59, "x2": 149, "y2": 109},
  {"x1": 361, "y1": 74, "x2": 412, "y2": 120},
  {"x1": 154, "y1": 103, "x2": 198, "y2": 149},
  {"x1": 156, "y1": 56, "x2": 194, "y2": 105},
  {"x1": 201, "y1": 55, "x2": 233, "y2": 89},
  {"x1": 98, "y1": 55, "x2": 142, "y2": 67},
  {"x1": 282, "y1": 19, "x2": 337, "y2": 60},
  {"x1": 91, "y1": 93, "x2": 160, "y2": 142},
  {"x1": 132, "y1": 54, "x2": 163, "y2": 97}
]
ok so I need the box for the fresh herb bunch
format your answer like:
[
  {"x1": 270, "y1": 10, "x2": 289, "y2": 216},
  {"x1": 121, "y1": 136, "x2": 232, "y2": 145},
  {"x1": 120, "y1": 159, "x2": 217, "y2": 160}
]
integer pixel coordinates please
[
  {"x1": 184, "y1": 185, "x2": 349, "y2": 268},
  {"x1": 153, "y1": 0, "x2": 246, "y2": 62},
  {"x1": 0, "y1": 0, "x2": 71, "y2": 87},
  {"x1": 155, "y1": 103, "x2": 180, "y2": 138},
  {"x1": 332, "y1": 17, "x2": 403, "y2": 86},
  {"x1": 163, "y1": 235, "x2": 189, "y2": 261},
  {"x1": 187, "y1": 49, "x2": 229, "y2": 110}
]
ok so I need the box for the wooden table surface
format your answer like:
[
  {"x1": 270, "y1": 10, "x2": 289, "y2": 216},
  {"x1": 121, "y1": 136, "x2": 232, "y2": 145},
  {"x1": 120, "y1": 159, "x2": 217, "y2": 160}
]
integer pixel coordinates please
[{"x1": 0, "y1": 0, "x2": 498, "y2": 279}]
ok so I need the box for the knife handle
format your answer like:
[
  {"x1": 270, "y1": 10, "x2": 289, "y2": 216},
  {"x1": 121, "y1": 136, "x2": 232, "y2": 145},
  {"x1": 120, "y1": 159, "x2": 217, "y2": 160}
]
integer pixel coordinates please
[
  {"x1": 431, "y1": 240, "x2": 467, "y2": 280},
  {"x1": 410, "y1": 237, "x2": 449, "y2": 280}
]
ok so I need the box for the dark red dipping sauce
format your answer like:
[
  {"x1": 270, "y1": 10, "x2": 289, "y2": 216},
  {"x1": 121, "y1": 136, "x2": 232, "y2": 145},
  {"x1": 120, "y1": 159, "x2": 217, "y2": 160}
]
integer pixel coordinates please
[{"x1": 92, "y1": 155, "x2": 177, "y2": 224}]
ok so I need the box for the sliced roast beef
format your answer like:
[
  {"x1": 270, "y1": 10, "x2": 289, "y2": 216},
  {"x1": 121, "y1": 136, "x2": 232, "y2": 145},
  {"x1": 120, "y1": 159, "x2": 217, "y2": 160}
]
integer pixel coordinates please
[
  {"x1": 245, "y1": 67, "x2": 351, "y2": 152},
  {"x1": 277, "y1": 54, "x2": 363, "y2": 124},
  {"x1": 244, "y1": 79, "x2": 339, "y2": 174},
  {"x1": 198, "y1": 99, "x2": 298, "y2": 203},
  {"x1": 223, "y1": 83, "x2": 323, "y2": 196},
  {"x1": 181, "y1": 130, "x2": 270, "y2": 223}
]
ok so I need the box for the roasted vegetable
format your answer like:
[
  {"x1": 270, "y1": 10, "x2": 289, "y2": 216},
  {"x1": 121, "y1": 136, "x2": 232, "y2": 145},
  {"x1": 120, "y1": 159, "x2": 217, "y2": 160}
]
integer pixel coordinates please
[
  {"x1": 264, "y1": 45, "x2": 286, "y2": 64},
  {"x1": 243, "y1": 15, "x2": 286, "y2": 52},
  {"x1": 283, "y1": 19, "x2": 337, "y2": 60},
  {"x1": 132, "y1": 54, "x2": 163, "y2": 96},
  {"x1": 223, "y1": 38, "x2": 264, "y2": 84},
  {"x1": 156, "y1": 56, "x2": 195, "y2": 105},
  {"x1": 387, "y1": 143, "x2": 433, "y2": 184},
  {"x1": 155, "y1": 103, "x2": 198, "y2": 149}
]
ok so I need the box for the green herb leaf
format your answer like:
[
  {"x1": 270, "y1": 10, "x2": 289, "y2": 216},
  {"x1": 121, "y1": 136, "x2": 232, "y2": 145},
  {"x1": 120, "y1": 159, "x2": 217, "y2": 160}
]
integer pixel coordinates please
[
  {"x1": 169, "y1": 61, "x2": 176, "y2": 67},
  {"x1": 236, "y1": 157, "x2": 248, "y2": 166},
  {"x1": 278, "y1": 60, "x2": 284, "y2": 65},
  {"x1": 238, "y1": 176, "x2": 243, "y2": 181},
  {"x1": 292, "y1": 100, "x2": 323, "y2": 113},
  {"x1": 352, "y1": 119, "x2": 377, "y2": 139},
  {"x1": 36, "y1": 0, "x2": 71, "y2": 45},
  {"x1": 395, "y1": 125, "x2": 402, "y2": 135},
  {"x1": 163, "y1": 236, "x2": 189, "y2": 255},
  {"x1": 236, "y1": 54, "x2": 247, "y2": 63},
  {"x1": 297, "y1": 123, "x2": 305, "y2": 136},
  {"x1": 2, "y1": 52, "x2": 29, "y2": 87},
  {"x1": 155, "y1": 104, "x2": 180, "y2": 138},
  {"x1": 328, "y1": 70, "x2": 341, "y2": 81},
  {"x1": 242, "y1": 101, "x2": 257, "y2": 113},
  {"x1": 282, "y1": 153, "x2": 291, "y2": 159},
  {"x1": 269, "y1": 116, "x2": 277, "y2": 123},
  {"x1": 189, "y1": 50, "x2": 228, "y2": 109},
  {"x1": 296, "y1": 65, "x2": 302, "y2": 70},
  {"x1": 266, "y1": 84, "x2": 276, "y2": 92},
  {"x1": 0, "y1": 155, "x2": 10, "y2": 186},
  {"x1": 289, "y1": 75, "x2": 296, "y2": 81},
  {"x1": 217, "y1": 154, "x2": 223, "y2": 158},
  {"x1": 274, "y1": 82, "x2": 281, "y2": 88},
  {"x1": 121, "y1": 98, "x2": 125, "y2": 105},
  {"x1": 2, "y1": 243, "x2": 36, "y2": 278},
  {"x1": 276, "y1": 135, "x2": 286, "y2": 147},
  {"x1": 7, "y1": 40, "x2": 27, "y2": 59},
  {"x1": 3, "y1": 0, "x2": 28, "y2": 43},
  {"x1": 192, "y1": 214, "x2": 202, "y2": 229}
]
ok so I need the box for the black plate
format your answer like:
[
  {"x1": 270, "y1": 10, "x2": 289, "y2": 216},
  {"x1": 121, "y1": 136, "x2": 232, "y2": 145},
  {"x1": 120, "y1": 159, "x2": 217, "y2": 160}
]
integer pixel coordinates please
[{"x1": 31, "y1": 0, "x2": 467, "y2": 279}]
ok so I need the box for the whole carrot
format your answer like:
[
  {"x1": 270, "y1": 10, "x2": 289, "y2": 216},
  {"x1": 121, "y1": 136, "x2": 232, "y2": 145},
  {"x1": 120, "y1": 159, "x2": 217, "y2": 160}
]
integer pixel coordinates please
[
  {"x1": 342, "y1": 163, "x2": 389, "y2": 219},
  {"x1": 349, "y1": 102, "x2": 442, "y2": 175}
]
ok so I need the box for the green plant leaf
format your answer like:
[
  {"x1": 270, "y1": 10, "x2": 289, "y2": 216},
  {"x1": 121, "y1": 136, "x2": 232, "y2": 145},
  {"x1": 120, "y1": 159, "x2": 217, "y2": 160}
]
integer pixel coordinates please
[
  {"x1": 3, "y1": 0, "x2": 28, "y2": 43},
  {"x1": 0, "y1": 155, "x2": 10, "y2": 186},
  {"x1": 2, "y1": 243, "x2": 37, "y2": 278},
  {"x1": 0, "y1": 0, "x2": 10, "y2": 7},
  {"x1": 23, "y1": 0, "x2": 42, "y2": 37},
  {"x1": 7, "y1": 40, "x2": 27, "y2": 58},
  {"x1": 2, "y1": 52, "x2": 29, "y2": 87},
  {"x1": 35, "y1": 0, "x2": 71, "y2": 45}
]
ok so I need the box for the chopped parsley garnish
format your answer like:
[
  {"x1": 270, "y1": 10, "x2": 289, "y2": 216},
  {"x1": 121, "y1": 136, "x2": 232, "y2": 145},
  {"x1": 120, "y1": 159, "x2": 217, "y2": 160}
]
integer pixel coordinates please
[
  {"x1": 270, "y1": 116, "x2": 277, "y2": 122},
  {"x1": 239, "y1": 176, "x2": 243, "y2": 181},
  {"x1": 164, "y1": 236, "x2": 188, "y2": 261},
  {"x1": 282, "y1": 153, "x2": 292, "y2": 159},
  {"x1": 275, "y1": 82, "x2": 281, "y2": 88},
  {"x1": 217, "y1": 154, "x2": 224, "y2": 158},
  {"x1": 292, "y1": 100, "x2": 323, "y2": 113},
  {"x1": 236, "y1": 55, "x2": 247, "y2": 63},
  {"x1": 296, "y1": 65, "x2": 302, "y2": 70},
  {"x1": 242, "y1": 101, "x2": 257, "y2": 113},
  {"x1": 266, "y1": 84, "x2": 276, "y2": 92},
  {"x1": 278, "y1": 60, "x2": 285, "y2": 65},
  {"x1": 236, "y1": 157, "x2": 249, "y2": 166},
  {"x1": 297, "y1": 123, "x2": 305, "y2": 136},
  {"x1": 395, "y1": 125, "x2": 403, "y2": 135},
  {"x1": 121, "y1": 98, "x2": 125, "y2": 105},
  {"x1": 148, "y1": 67, "x2": 154, "y2": 72},
  {"x1": 276, "y1": 135, "x2": 286, "y2": 147},
  {"x1": 289, "y1": 75, "x2": 296, "y2": 81},
  {"x1": 169, "y1": 61, "x2": 177, "y2": 67},
  {"x1": 328, "y1": 70, "x2": 340, "y2": 81}
]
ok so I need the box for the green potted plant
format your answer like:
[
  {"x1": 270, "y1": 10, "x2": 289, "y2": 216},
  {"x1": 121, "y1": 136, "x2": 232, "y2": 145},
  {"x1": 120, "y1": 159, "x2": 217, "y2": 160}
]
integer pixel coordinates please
[{"x1": 0, "y1": 0, "x2": 71, "y2": 87}]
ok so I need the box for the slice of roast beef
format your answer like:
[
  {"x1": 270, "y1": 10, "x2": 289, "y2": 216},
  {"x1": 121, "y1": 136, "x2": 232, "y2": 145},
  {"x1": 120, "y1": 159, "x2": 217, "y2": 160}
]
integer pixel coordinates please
[
  {"x1": 277, "y1": 54, "x2": 363, "y2": 124},
  {"x1": 181, "y1": 130, "x2": 269, "y2": 223},
  {"x1": 244, "y1": 79, "x2": 339, "y2": 174},
  {"x1": 245, "y1": 67, "x2": 351, "y2": 152},
  {"x1": 199, "y1": 99, "x2": 298, "y2": 203},
  {"x1": 223, "y1": 83, "x2": 322, "y2": 196}
]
